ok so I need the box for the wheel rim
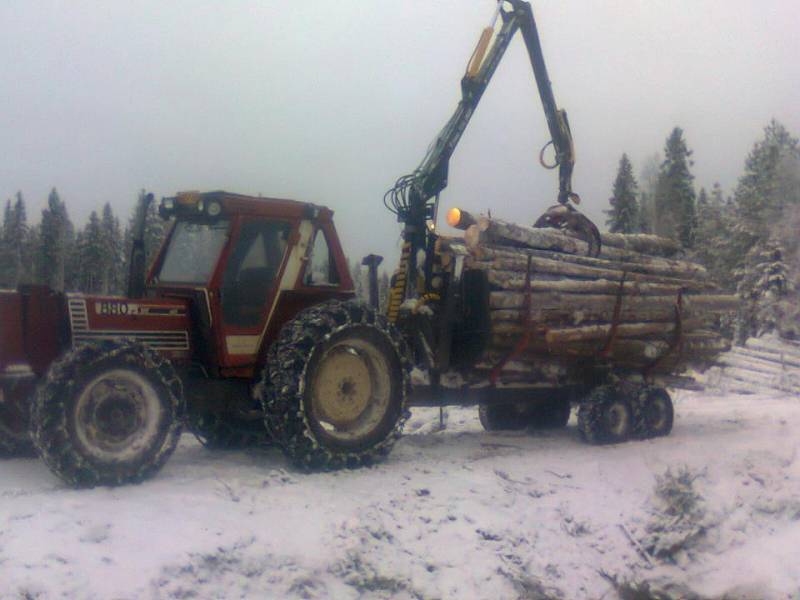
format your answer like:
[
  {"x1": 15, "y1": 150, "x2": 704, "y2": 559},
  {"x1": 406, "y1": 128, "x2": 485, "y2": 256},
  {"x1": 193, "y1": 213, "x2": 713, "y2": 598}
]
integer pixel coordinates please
[
  {"x1": 310, "y1": 337, "x2": 391, "y2": 442},
  {"x1": 604, "y1": 402, "x2": 630, "y2": 438},
  {"x1": 74, "y1": 369, "x2": 163, "y2": 462}
]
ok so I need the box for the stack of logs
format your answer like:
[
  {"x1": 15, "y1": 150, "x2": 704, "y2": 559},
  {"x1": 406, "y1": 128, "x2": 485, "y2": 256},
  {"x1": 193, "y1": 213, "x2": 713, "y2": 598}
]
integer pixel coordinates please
[{"x1": 446, "y1": 217, "x2": 739, "y2": 383}]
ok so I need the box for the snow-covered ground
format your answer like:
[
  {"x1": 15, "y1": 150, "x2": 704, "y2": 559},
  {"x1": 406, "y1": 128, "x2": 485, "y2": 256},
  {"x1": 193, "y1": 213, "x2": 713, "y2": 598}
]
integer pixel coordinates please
[{"x1": 3, "y1": 343, "x2": 800, "y2": 599}]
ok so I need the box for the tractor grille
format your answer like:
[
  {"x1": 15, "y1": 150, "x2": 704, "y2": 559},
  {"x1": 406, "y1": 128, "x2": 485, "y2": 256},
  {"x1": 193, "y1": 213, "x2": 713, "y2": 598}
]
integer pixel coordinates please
[{"x1": 67, "y1": 296, "x2": 189, "y2": 351}]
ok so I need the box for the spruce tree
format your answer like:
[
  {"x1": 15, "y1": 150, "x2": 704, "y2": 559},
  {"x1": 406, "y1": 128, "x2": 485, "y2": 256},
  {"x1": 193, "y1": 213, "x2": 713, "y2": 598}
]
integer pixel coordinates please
[
  {"x1": 654, "y1": 128, "x2": 696, "y2": 248},
  {"x1": 100, "y1": 203, "x2": 124, "y2": 294},
  {"x1": 2, "y1": 193, "x2": 31, "y2": 287},
  {"x1": 734, "y1": 240, "x2": 792, "y2": 342},
  {"x1": 730, "y1": 120, "x2": 800, "y2": 265},
  {"x1": 693, "y1": 183, "x2": 730, "y2": 285},
  {"x1": 637, "y1": 153, "x2": 660, "y2": 233},
  {"x1": 38, "y1": 188, "x2": 73, "y2": 290},
  {"x1": 78, "y1": 211, "x2": 105, "y2": 293},
  {"x1": 0, "y1": 200, "x2": 12, "y2": 287},
  {"x1": 604, "y1": 154, "x2": 640, "y2": 233}
]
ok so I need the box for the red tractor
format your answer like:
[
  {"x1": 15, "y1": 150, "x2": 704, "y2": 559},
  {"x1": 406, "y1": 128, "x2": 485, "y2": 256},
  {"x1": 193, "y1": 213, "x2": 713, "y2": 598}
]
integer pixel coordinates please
[{"x1": 1, "y1": 191, "x2": 411, "y2": 485}]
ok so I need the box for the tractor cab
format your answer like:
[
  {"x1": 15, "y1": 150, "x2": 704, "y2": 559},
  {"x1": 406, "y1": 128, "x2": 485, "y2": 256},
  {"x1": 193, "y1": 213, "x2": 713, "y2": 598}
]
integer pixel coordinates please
[{"x1": 147, "y1": 191, "x2": 354, "y2": 377}]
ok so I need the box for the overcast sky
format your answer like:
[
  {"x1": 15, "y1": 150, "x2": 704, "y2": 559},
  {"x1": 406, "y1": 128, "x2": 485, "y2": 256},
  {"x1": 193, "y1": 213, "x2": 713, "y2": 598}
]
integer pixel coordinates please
[{"x1": 1, "y1": 1, "x2": 798, "y2": 267}]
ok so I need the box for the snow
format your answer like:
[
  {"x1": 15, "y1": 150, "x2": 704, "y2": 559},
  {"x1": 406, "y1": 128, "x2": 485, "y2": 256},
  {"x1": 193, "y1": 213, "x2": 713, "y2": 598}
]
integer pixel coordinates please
[{"x1": 3, "y1": 342, "x2": 800, "y2": 599}]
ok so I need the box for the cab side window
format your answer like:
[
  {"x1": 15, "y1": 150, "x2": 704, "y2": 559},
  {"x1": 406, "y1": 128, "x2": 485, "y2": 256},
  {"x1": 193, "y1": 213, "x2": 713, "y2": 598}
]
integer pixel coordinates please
[{"x1": 304, "y1": 229, "x2": 339, "y2": 286}]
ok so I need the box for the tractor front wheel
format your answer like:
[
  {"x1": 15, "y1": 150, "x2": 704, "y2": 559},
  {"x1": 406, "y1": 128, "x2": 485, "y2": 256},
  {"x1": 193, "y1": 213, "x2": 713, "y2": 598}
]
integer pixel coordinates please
[
  {"x1": 259, "y1": 301, "x2": 410, "y2": 470},
  {"x1": 31, "y1": 340, "x2": 183, "y2": 487}
]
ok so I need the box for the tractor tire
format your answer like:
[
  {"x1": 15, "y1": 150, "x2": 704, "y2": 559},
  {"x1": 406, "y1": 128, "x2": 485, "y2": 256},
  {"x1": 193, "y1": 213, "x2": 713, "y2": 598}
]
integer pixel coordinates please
[
  {"x1": 31, "y1": 340, "x2": 184, "y2": 487},
  {"x1": 577, "y1": 385, "x2": 633, "y2": 445},
  {"x1": 259, "y1": 300, "x2": 411, "y2": 470},
  {"x1": 633, "y1": 386, "x2": 674, "y2": 439},
  {"x1": 478, "y1": 404, "x2": 528, "y2": 431},
  {"x1": 190, "y1": 411, "x2": 267, "y2": 450},
  {"x1": 0, "y1": 386, "x2": 35, "y2": 457}
]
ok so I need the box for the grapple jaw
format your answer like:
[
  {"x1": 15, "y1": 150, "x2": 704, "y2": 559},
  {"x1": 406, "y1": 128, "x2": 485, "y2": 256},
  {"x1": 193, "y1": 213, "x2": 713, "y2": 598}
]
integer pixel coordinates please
[{"x1": 534, "y1": 204, "x2": 602, "y2": 258}]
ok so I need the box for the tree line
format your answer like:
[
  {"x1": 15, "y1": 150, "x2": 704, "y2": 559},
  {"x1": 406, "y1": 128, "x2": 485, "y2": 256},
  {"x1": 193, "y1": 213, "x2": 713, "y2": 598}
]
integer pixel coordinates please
[
  {"x1": 0, "y1": 190, "x2": 165, "y2": 295},
  {"x1": 604, "y1": 119, "x2": 800, "y2": 340}
]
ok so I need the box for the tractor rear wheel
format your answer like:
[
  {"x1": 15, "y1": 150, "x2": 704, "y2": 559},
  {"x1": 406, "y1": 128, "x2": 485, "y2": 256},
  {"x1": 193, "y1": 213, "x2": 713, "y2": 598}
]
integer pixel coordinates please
[
  {"x1": 259, "y1": 301, "x2": 410, "y2": 470},
  {"x1": 577, "y1": 385, "x2": 633, "y2": 444},
  {"x1": 31, "y1": 340, "x2": 183, "y2": 487}
]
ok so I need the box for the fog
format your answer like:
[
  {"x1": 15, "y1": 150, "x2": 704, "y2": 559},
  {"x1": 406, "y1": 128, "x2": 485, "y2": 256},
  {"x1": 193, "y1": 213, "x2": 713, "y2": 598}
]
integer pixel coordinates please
[{"x1": 1, "y1": 0, "x2": 798, "y2": 266}]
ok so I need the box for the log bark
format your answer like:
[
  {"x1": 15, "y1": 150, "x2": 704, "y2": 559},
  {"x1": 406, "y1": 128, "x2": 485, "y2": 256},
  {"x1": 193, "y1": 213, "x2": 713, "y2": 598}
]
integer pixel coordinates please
[
  {"x1": 465, "y1": 253, "x2": 707, "y2": 290},
  {"x1": 478, "y1": 266, "x2": 718, "y2": 294},
  {"x1": 468, "y1": 217, "x2": 682, "y2": 259},
  {"x1": 471, "y1": 244, "x2": 707, "y2": 282},
  {"x1": 599, "y1": 232, "x2": 680, "y2": 257},
  {"x1": 486, "y1": 271, "x2": 706, "y2": 296},
  {"x1": 466, "y1": 218, "x2": 588, "y2": 255},
  {"x1": 539, "y1": 318, "x2": 705, "y2": 345}
]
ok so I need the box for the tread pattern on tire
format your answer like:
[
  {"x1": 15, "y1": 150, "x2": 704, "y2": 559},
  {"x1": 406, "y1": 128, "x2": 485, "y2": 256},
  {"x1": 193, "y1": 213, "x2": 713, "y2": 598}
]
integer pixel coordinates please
[
  {"x1": 632, "y1": 385, "x2": 674, "y2": 439},
  {"x1": 258, "y1": 300, "x2": 411, "y2": 470},
  {"x1": 577, "y1": 385, "x2": 632, "y2": 445},
  {"x1": 31, "y1": 340, "x2": 184, "y2": 487}
]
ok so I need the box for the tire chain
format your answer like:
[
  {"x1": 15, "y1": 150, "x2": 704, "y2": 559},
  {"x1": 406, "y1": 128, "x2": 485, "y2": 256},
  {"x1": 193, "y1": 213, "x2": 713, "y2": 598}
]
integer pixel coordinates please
[
  {"x1": 31, "y1": 339, "x2": 184, "y2": 487},
  {"x1": 631, "y1": 385, "x2": 672, "y2": 440},
  {"x1": 577, "y1": 385, "x2": 625, "y2": 445},
  {"x1": 257, "y1": 300, "x2": 412, "y2": 470}
]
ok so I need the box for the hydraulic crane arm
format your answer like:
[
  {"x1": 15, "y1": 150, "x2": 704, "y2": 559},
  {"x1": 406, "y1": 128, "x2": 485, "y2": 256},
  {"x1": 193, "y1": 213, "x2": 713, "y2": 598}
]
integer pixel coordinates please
[
  {"x1": 384, "y1": 0, "x2": 599, "y2": 328},
  {"x1": 384, "y1": 0, "x2": 578, "y2": 230}
]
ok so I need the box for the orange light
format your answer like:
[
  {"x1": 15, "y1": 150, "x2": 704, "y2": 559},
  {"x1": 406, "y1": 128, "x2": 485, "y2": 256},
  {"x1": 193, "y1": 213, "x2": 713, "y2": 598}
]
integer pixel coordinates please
[
  {"x1": 176, "y1": 191, "x2": 200, "y2": 206},
  {"x1": 446, "y1": 207, "x2": 462, "y2": 228}
]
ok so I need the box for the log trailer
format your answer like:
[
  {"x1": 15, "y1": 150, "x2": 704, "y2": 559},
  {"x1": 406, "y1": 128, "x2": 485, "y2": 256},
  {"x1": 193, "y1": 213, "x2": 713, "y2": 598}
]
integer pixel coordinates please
[{"x1": 0, "y1": 0, "x2": 736, "y2": 486}]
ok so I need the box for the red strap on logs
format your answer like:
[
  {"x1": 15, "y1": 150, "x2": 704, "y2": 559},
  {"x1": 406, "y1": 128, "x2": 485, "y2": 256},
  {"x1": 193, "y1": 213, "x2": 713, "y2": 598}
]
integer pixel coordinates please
[{"x1": 490, "y1": 255, "x2": 534, "y2": 384}]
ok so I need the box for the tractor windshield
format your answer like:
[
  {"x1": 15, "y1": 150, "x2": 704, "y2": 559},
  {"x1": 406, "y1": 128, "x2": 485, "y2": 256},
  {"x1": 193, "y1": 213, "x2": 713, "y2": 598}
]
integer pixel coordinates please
[{"x1": 157, "y1": 220, "x2": 230, "y2": 284}]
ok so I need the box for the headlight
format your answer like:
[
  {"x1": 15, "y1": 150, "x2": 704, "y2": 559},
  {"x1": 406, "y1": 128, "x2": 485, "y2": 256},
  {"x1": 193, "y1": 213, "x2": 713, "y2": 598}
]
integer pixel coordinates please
[{"x1": 207, "y1": 201, "x2": 222, "y2": 217}]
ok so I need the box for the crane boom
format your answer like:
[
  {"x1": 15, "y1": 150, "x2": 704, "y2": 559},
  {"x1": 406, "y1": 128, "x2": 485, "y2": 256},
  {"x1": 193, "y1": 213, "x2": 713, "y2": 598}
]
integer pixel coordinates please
[
  {"x1": 383, "y1": 0, "x2": 592, "y2": 305},
  {"x1": 384, "y1": 0, "x2": 577, "y2": 231}
]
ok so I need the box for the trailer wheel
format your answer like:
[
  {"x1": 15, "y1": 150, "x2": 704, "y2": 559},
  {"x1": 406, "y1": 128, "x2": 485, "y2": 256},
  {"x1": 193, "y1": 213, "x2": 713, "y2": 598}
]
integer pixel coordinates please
[
  {"x1": 31, "y1": 340, "x2": 183, "y2": 487},
  {"x1": 635, "y1": 386, "x2": 674, "y2": 439},
  {"x1": 0, "y1": 385, "x2": 35, "y2": 456},
  {"x1": 478, "y1": 404, "x2": 528, "y2": 431},
  {"x1": 259, "y1": 300, "x2": 410, "y2": 470},
  {"x1": 577, "y1": 385, "x2": 633, "y2": 444}
]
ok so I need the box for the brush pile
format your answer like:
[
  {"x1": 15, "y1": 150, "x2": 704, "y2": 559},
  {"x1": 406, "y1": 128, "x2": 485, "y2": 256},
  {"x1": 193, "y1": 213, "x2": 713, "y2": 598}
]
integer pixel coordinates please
[{"x1": 445, "y1": 216, "x2": 738, "y2": 381}]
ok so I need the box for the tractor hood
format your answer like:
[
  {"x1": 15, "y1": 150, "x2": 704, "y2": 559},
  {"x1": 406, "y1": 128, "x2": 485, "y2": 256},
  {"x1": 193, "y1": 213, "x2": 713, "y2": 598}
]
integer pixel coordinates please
[{"x1": 65, "y1": 293, "x2": 193, "y2": 362}]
